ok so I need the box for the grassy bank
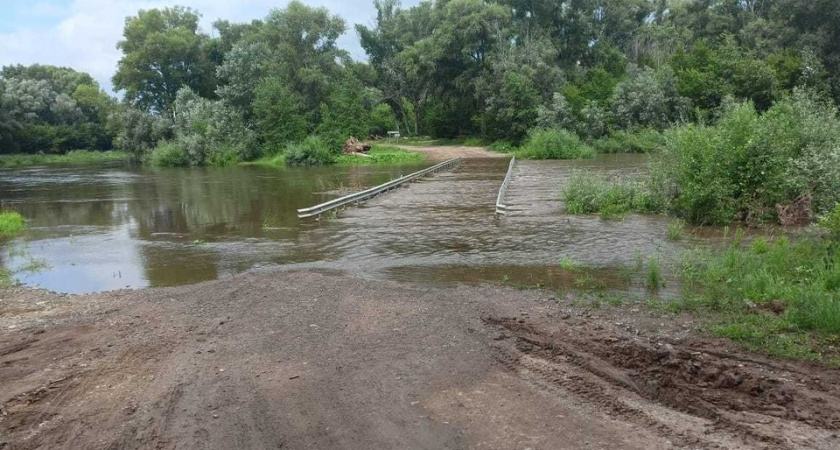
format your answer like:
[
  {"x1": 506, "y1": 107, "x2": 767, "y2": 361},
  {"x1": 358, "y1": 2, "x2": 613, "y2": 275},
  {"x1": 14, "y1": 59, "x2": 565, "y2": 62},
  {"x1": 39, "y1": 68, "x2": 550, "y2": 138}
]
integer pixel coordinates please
[
  {"x1": 242, "y1": 145, "x2": 425, "y2": 168},
  {"x1": 667, "y1": 232, "x2": 840, "y2": 364},
  {"x1": 0, "y1": 150, "x2": 130, "y2": 167},
  {"x1": 335, "y1": 146, "x2": 426, "y2": 165}
]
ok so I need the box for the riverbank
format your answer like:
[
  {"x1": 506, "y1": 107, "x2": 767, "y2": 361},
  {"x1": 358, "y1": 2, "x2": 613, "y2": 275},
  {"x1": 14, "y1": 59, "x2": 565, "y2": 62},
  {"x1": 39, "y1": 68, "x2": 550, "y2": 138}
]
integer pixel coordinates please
[
  {"x1": 2, "y1": 269, "x2": 839, "y2": 449},
  {"x1": 0, "y1": 150, "x2": 130, "y2": 167},
  {"x1": 243, "y1": 145, "x2": 426, "y2": 168}
]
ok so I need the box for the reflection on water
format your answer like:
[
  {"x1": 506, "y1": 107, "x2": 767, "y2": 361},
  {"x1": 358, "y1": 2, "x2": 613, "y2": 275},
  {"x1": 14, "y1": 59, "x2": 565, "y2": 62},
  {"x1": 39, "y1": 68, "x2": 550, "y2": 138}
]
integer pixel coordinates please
[
  {"x1": 1, "y1": 155, "x2": 731, "y2": 295},
  {"x1": 1, "y1": 163, "x2": 426, "y2": 293}
]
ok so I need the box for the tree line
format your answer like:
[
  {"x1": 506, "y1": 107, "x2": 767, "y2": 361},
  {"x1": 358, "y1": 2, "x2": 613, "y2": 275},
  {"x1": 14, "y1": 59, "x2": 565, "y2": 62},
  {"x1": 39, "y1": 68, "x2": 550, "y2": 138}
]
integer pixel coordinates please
[{"x1": 1, "y1": 0, "x2": 838, "y2": 165}]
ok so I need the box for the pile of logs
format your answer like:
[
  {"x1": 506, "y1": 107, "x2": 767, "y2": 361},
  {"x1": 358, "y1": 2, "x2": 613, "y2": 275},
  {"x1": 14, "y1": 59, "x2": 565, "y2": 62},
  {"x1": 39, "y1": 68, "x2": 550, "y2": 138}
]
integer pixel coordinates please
[{"x1": 342, "y1": 137, "x2": 372, "y2": 155}]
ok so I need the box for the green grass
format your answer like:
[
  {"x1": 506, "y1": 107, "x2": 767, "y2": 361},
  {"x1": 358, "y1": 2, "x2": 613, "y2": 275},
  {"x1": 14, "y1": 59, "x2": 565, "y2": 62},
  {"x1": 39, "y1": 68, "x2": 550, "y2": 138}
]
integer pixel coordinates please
[
  {"x1": 0, "y1": 150, "x2": 130, "y2": 167},
  {"x1": 645, "y1": 257, "x2": 664, "y2": 291},
  {"x1": 0, "y1": 211, "x2": 25, "y2": 237},
  {"x1": 0, "y1": 267, "x2": 12, "y2": 289},
  {"x1": 335, "y1": 146, "x2": 426, "y2": 165},
  {"x1": 667, "y1": 219, "x2": 685, "y2": 241},
  {"x1": 563, "y1": 171, "x2": 663, "y2": 219},
  {"x1": 671, "y1": 236, "x2": 840, "y2": 364}
]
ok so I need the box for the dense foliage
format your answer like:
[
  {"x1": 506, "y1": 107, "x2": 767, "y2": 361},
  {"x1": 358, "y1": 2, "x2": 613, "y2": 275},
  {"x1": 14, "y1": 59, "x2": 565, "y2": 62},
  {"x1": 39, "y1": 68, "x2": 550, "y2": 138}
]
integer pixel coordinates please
[
  {"x1": 0, "y1": 65, "x2": 115, "y2": 154},
  {"x1": 656, "y1": 91, "x2": 840, "y2": 224},
  {"x1": 3, "y1": 0, "x2": 840, "y2": 174}
]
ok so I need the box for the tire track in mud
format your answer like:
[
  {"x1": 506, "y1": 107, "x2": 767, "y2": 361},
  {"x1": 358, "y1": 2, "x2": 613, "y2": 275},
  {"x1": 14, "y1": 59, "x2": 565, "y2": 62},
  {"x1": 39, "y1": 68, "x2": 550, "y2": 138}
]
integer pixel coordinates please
[{"x1": 485, "y1": 317, "x2": 840, "y2": 449}]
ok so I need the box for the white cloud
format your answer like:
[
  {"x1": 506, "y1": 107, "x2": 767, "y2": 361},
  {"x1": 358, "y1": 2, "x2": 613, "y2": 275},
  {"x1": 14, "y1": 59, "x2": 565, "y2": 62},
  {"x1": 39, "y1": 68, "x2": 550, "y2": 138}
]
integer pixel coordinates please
[{"x1": 0, "y1": 0, "x2": 418, "y2": 94}]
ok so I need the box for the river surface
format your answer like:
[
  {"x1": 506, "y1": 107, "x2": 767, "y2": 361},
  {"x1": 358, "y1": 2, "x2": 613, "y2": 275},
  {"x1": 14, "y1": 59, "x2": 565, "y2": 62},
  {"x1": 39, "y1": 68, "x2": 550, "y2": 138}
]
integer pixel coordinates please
[{"x1": 1, "y1": 155, "x2": 691, "y2": 295}]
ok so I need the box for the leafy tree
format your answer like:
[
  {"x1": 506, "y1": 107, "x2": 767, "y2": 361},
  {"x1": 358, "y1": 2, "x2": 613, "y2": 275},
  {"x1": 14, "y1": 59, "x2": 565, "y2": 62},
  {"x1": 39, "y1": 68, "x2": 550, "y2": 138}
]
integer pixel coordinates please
[
  {"x1": 252, "y1": 77, "x2": 308, "y2": 154},
  {"x1": 113, "y1": 7, "x2": 217, "y2": 117},
  {"x1": 612, "y1": 66, "x2": 688, "y2": 131},
  {"x1": 256, "y1": 1, "x2": 347, "y2": 123},
  {"x1": 215, "y1": 42, "x2": 270, "y2": 118}
]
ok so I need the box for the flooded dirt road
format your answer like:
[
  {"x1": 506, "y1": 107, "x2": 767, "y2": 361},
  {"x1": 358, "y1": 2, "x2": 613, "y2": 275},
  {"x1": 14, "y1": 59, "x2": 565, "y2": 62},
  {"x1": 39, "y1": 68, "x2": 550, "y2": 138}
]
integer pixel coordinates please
[
  {"x1": 1, "y1": 151, "x2": 684, "y2": 296},
  {"x1": 3, "y1": 271, "x2": 840, "y2": 449},
  {"x1": 3, "y1": 148, "x2": 840, "y2": 449}
]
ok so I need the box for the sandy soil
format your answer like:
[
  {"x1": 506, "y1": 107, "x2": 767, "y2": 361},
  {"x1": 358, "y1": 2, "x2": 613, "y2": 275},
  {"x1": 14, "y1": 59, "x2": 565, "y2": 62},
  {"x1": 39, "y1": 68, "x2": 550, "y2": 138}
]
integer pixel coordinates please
[
  {"x1": 395, "y1": 144, "x2": 507, "y2": 161},
  {"x1": 2, "y1": 270, "x2": 840, "y2": 449}
]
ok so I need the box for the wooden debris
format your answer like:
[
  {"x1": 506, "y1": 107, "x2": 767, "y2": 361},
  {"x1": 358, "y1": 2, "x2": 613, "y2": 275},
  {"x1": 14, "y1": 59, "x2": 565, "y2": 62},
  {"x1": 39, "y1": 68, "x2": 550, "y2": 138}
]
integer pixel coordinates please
[{"x1": 342, "y1": 137, "x2": 372, "y2": 155}]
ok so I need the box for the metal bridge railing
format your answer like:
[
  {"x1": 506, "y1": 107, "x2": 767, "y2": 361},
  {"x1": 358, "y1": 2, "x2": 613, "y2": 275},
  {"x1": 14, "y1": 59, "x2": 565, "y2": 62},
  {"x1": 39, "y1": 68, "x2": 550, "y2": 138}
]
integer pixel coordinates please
[
  {"x1": 495, "y1": 156, "x2": 516, "y2": 215},
  {"x1": 298, "y1": 157, "x2": 462, "y2": 219}
]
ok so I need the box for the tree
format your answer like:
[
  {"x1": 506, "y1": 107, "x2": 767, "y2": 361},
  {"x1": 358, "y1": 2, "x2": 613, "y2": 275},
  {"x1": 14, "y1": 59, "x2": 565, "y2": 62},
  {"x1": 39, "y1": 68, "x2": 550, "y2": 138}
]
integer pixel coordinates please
[
  {"x1": 252, "y1": 77, "x2": 308, "y2": 154},
  {"x1": 256, "y1": 1, "x2": 347, "y2": 122},
  {"x1": 215, "y1": 42, "x2": 270, "y2": 118},
  {"x1": 113, "y1": 7, "x2": 217, "y2": 117}
]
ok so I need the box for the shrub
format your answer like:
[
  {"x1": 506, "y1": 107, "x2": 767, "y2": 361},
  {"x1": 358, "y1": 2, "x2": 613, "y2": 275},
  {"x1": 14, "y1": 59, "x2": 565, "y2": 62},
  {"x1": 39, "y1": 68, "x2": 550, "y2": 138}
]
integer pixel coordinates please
[
  {"x1": 284, "y1": 136, "x2": 336, "y2": 166},
  {"x1": 517, "y1": 128, "x2": 594, "y2": 160},
  {"x1": 109, "y1": 107, "x2": 172, "y2": 161},
  {"x1": 656, "y1": 90, "x2": 840, "y2": 225},
  {"x1": 147, "y1": 141, "x2": 189, "y2": 167},
  {"x1": 0, "y1": 211, "x2": 25, "y2": 237},
  {"x1": 171, "y1": 87, "x2": 258, "y2": 166},
  {"x1": 820, "y1": 204, "x2": 840, "y2": 240},
  {"x1": 592, "y1": 129, "x2": 665, "y2": 154}
]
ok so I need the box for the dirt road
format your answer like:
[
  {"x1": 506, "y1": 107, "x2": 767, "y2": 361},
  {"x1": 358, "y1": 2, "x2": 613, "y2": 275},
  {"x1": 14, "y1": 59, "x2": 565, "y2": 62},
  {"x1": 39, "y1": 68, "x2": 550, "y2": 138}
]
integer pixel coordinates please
[{"x1": 2, "y1": 270, "x2": 840, "y2": 449}]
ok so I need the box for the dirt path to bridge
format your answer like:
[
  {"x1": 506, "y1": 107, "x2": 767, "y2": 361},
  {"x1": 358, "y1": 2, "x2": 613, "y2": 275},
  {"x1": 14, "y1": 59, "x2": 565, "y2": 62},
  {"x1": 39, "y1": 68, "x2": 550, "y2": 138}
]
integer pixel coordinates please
[{"x1": 3, "y1": 270, "x2": 840, "y2": 449}]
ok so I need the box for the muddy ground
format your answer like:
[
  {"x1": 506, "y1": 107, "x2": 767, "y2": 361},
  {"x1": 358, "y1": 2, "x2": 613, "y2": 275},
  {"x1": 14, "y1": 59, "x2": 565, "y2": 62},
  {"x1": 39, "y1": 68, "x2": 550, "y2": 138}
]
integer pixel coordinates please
[{"x1": 2, "y1": 270, "x2": 840, "y2": 449}]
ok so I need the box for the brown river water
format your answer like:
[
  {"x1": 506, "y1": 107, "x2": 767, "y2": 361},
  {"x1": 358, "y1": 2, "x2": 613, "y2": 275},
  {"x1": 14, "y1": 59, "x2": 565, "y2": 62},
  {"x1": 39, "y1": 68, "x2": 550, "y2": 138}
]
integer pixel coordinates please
[{"x1": 1, "y1": 155, "x2": 704, "y2": 295}]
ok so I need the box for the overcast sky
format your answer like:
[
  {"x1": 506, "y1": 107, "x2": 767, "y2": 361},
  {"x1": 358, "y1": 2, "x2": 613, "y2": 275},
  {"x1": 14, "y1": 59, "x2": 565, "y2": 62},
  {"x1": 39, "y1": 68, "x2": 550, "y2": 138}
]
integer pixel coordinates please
[{"x1": 0, "y1": 0, "x2": 419, "y2": 94}]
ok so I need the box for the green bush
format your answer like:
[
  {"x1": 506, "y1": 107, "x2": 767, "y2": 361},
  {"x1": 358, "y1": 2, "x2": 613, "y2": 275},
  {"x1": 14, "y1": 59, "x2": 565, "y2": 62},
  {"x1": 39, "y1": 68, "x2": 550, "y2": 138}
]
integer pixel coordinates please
[
  {"x1": 592, "y1": 129, "x2": 665, "y2": 154},
  {"x1": 820, "y1": 204, "x2": 840, "y2": 240},
  {"x1": 0, "y1": 211, "x2": 25, "y2": 237},
  {"x1": 563, "y1": 171, "x2": 663, "y2": 218},
  {"x1": 656, "y1": 90, "x2": 840, "y2": 225},
  {"x1": 516, "y1": 128, "x2": 594, "y2": 160},
  {"x1": 147, "y1": 141, "x2": 189, "y2": 167},
  {"x1": 284, "y1": 136, "x2": 336, "y2": 166}
]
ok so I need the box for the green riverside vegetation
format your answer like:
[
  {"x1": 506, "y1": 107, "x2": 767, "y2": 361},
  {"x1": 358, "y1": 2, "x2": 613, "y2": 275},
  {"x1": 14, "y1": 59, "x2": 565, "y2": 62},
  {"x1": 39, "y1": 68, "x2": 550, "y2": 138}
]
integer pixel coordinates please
[
  {"x1": 515, "y1": 129, "x2": 594, "y2": 160},
  {"x1": 563, "y1": 91, "x2": 840, "y2": 226},
  {"x1": 0, "y1": 211, "x2": 25, "y2": 237},
  {"x1": 0, "y1": 151, "x2": 130, "y2": 167},
  {"x1": 672, "y1": 230, "x2": 840, "y2": 364},
  {"x1": 336, "y1": 146, "x2": 425, "y2": 166},
  {"x1": 5, "y1": 0, "x2": 837, "y2": 167}
]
